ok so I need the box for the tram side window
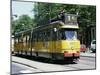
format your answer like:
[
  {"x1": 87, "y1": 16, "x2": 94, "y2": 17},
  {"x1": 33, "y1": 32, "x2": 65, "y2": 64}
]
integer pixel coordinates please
[
  {"x1": 32, "y1": 33, "x2": 34, "y2": 42},
  {"x1": 58, "y1": 31, "x2": 61, "y2": 40},
  {"x1": 29, "y1": 34, "x2": 31, "y2": 43},
  {"x1": 41, "y1": 32, "x2": 43, "y2": 41},
  {"x1": 40, "y1": 32, "x2": 43, "y2": 41},
  {"x1": 34, "y1": 33, "x2": 37, "y2": 42},
  {"x1": 20, "y1": 35, "x2": 23, "y2": 43},
  {"x1": 38, "y1": 32, "x2": 40, "y2": 41},
  {"x1": 26, "y1": 33, "x2": 31, "y2": 43},
  {"x1": 14, "y1": 38, "x2": 16, "y2": 44},
  {"x1": 19, "y1": 38, "x2": 21, "y2": 43},
  {"x1": 52, "y1": 30, "x2": 57, "y2": 41},
  {"x1": 61, "y1": 31, "x2": 66, "y2": 40},
  {"x1": 23, "y1": 36, "x2": 26, "y2": 44},
  {"x1": 16, "y1": 38, "x2": 19, "y2": 43},
  {"x1": 37, "y1": 32, "x2": 42, "y2": 42},
  {"x1": 45, "y1": 31, "x2": 50, "y2": 41},
  {"x1": 52, "y1": 30, "x2": 61, "y2": 41},
  {"x1": 15, "y1": 38, "x2": 18, "y2": 44},
  {"x1": 32, "y1": 33, "x2": 37, "y2": 42},
  {"x1": 26, "y1": 35, "x2": 27, "y2": 43},
  {"x1": 42, "y1": 32, "x2": 46, "y2": 41},
  {"x1": 31, "y1": 33, "x2": 34, "y2": 46},
  {"x1": 19, "y1": 37, "x2": 23, "y2": 43},
  {"x1": 37, "y1": 32, "x2": 39, "y2": 42},
  {"x1": 41, "y1": 32, "x2": 44, "y2": 42},
  {"x1": 35, "y1": 33, "x2": 37, "y2": 42},
  {"x1": 26, "y1": 35, "x2": 29, "y2": 44}
]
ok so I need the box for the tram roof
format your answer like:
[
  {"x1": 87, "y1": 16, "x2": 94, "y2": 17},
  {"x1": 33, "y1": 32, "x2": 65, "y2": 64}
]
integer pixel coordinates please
[
  {"x1": 14, "y1": 29, "x2": 31, "y2": 37},
  {"x1": 32, "y1": 21, "x2": 79, "y2": 31},
  {"x1": 14, "y1": 20, "x2": 79, "y2": 37}
]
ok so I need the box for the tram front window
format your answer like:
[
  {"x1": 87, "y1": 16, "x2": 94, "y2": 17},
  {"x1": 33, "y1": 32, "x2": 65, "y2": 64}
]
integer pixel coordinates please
[{"x1": 61, "y1": 30, "x2": 77, "y2": 40}]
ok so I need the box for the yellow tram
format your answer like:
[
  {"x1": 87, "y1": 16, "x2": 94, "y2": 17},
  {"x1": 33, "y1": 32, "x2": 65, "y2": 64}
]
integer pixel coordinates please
[{"x1": 14, "y1": 14, "x2": 80, "y2": 62}]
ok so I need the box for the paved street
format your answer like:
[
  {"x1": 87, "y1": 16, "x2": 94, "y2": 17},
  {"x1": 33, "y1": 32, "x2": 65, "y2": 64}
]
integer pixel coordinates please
[
  {"x1": 12, "y1": 62, "x2": 42, "y2": 75},
  {"x1": 11, "y1": 52, "x2": 96, "y2": 75}
]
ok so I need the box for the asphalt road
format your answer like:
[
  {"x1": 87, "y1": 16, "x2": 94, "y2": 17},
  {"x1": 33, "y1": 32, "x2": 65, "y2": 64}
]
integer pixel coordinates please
[
  {"x1": 11, "y1": 53, "x2": 96, "y2": 75},
  {"x1": 12, "y1": 62, "x2": 42, "y2": 75},
  {"x1": 12, "y1": 62, "x2": 33, "y2": 75}
]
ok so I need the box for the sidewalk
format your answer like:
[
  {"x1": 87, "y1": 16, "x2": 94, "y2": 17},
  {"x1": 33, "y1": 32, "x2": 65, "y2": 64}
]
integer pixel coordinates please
[{"x1": 80, "y1": 51, "x2": 96, "y2": 58}]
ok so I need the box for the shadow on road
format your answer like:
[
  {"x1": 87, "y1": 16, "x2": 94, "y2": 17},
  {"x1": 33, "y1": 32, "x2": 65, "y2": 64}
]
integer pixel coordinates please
[{"x1": 13, "y1": 54, "x2": 77, "y2": 65}]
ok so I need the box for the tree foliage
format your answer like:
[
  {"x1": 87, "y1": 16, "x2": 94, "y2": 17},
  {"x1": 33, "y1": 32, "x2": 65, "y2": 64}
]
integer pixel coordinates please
[
  {"x1": 33, "y1": 2, "x2": 96, "y2": 28},
  {"x1": 12, "y1": 15, "x2": 35, "y2": 34}
]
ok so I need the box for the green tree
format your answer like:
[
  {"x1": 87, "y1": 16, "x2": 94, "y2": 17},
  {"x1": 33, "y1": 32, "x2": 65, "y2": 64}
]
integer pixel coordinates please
[
  {"x1": 12, "y1": 15, "x2": 35, "y2": 34},
  {"x1": 33, "y1": 2, "x2": 96, "y2": 28}
]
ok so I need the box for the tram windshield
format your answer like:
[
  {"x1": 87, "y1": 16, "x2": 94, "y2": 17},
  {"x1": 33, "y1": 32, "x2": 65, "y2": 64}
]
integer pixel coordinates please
[{"x1": 61, "y1": 30, "x2": 77, "y2": 40}]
